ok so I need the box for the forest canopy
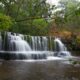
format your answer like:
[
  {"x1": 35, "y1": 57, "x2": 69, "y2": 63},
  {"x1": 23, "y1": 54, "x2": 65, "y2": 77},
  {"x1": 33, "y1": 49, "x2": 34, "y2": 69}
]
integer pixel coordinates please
[
  {"x1": 0, "y1": 0, "x2": 80, "y2": 35},
  {"x1": 0, "y1": 0, "x2": 53, "y2": 35}
]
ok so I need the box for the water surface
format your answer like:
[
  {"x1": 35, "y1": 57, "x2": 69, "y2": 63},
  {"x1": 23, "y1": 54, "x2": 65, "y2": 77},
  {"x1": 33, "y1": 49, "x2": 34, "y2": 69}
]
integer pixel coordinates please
[{"x1": 0, "y1": 59, "x2": 80, "y2": 80}]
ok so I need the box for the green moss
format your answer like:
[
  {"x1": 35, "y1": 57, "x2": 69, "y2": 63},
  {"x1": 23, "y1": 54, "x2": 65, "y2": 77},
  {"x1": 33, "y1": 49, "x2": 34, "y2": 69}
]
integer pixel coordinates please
[{"x1": 69, "y1": 59, "x2": 80, "y2": 65}]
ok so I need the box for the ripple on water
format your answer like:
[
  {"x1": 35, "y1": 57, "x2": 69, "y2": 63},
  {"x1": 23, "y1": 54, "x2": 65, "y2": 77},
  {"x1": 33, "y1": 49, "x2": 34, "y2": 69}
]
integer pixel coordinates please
[{"x1": 0, "y1": 58, "x2": 79, "y2": 80}]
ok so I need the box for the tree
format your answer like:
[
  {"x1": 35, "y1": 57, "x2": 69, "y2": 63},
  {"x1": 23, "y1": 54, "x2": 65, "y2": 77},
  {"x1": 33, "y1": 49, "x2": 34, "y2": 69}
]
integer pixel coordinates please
[
  {"x1": 0, "y1": 13, "x2": 13, "y2": 31},
  {"x1": 32, "y1": 19, "x2": 49, "y2": 35},
  {"x1": 54, "y1": 0, "x2": 80, "y2": 32},
  {"x1": 0, "y1": 0, "x2": 53, "y2": 35}
]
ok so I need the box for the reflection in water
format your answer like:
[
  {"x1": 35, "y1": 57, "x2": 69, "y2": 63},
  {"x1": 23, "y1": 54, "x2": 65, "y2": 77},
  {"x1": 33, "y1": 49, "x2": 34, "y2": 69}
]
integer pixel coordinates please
[{"x1": 0, "y1": 60, "x2": 80, "y2": 80}]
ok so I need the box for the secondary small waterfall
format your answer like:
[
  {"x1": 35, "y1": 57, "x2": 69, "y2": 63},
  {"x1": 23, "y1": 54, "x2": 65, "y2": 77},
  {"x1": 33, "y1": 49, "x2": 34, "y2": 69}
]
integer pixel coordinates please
[
  {"x1": 0, "y1": 32, "x2": 71, "y2": 60},
  {"x1": 54, "y1": 38, "x2": 71, "y2": 57},
  {"x1": 54, "y1": 38, "x2": 67, "y2": 51}
]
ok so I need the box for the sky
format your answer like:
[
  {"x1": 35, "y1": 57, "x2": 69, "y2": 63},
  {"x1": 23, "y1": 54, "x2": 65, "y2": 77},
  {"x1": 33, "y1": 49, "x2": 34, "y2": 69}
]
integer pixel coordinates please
[
  {"x1": 47, "y1": 0, "x2": 80, "y2": 5},
  {"x1": 47, "y1": 0, "x2": 60, "y2": 5}
]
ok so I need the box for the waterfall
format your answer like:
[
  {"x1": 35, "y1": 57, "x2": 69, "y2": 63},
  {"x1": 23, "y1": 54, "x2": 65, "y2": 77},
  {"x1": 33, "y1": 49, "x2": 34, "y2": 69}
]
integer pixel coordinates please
[
  {"x1": 8, "y1": 34, "x2": 31, "y2": 51},
  {"x1": 31, "y1": 36, "x2": 48, "y2": 51},
  {"x1": 0, "y1": 34, "x2": 2, "y2": 50},
  {"x1": 54, "y1": 38, "x2": 71, "y2": 57},
  {"x1": 0, "y1": 32, "x2": 71, "y2": 60},
  {"x1": 42, "y1": 37, "x2": 48, "y2": 51},
  {"x1": 54, "y1": 38, "x2": 67, "y2": 51}
]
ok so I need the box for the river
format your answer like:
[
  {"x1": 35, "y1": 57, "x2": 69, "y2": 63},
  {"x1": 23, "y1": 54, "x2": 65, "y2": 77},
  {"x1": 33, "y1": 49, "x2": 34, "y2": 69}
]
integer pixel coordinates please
[{"x1": 0, "y1": 59, "x2": 80, "y2": 80}]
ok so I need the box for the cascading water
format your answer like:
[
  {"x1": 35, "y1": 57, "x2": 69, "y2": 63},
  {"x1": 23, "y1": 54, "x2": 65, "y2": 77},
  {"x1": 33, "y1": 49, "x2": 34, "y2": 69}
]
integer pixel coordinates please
[
  {"x1": 42, "y1": 37, "x2": 48, "y2": 51},
  {"x1": 8, "y1": 35, "x2": 31, "y2": 51},
  {"x1": 0, "y1": 32, "x2": 71, "y2": 60},
  {"x1": 54, "y1": 38, "x2": 71, "y2": 57},
  {"x1": 31, "y1": 36, "x2": 48, "y2": 51},
  {"x1": 54, "y1": 38, "x2": 67, "y2": 51},
  {"x1": 0, "y1": 35, "x2": 2, "y2": 50}
]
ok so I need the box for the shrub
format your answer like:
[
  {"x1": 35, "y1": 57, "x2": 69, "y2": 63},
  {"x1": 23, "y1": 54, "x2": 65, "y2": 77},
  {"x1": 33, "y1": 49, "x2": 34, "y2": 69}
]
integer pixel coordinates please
[{"x1": 0, "y1": 13, "x2": 13, "y2": 31}]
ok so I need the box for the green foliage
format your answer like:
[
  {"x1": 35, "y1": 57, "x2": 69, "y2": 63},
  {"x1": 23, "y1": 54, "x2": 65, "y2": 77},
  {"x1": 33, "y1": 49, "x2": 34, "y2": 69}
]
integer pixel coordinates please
[
  {"x1": 0, "y1": 0, "x2": 52, "y2": 20},
  {"x1": 0, "y1": 13, "x2": 13, "y2": 31},
  {"x1": 69, "y1": 59, "x2": 80, "y2": 65},
  {"x1": 76, "y1": 36, "x2": 80, "y2": 45},
  {"x1": 0, "y1": 0, "x2": 53, "y2": 35},
  {"x1": 32, "y1": 19, "x2": 48, "y2": 35},
  {"x1": 54, "y1": 0, "x2": 80, "y2": 31},
  {"x1": 11, "y1": 19, "x2": 49, "y2": 35}
]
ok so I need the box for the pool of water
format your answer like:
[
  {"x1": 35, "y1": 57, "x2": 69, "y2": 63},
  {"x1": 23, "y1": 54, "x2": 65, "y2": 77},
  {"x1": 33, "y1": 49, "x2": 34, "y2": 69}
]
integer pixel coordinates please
[{"x1": 0, "y1": 59, "x2": 80, "y2": 80}]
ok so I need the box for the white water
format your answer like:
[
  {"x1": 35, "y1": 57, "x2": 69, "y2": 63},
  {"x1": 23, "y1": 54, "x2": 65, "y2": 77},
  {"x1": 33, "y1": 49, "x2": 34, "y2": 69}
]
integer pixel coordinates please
[
  {"x1": 54, "y1": 38, "x2": 67, "y2": 51},
  {"x1": 54, "y1": 38, "x2": 71, "y2": 57},
  {"x1": 0, "y1": 35, "x2": 2, "y2": 50},
  {"x1": 0, "y1": 32, "x2": 71, "y2": 60},
  {"x1": 31, "y1": 36, "x2": 48, "y2": 51},
  {"x1": 8, "y1": 35, "x2": 31, "y2": 51}
]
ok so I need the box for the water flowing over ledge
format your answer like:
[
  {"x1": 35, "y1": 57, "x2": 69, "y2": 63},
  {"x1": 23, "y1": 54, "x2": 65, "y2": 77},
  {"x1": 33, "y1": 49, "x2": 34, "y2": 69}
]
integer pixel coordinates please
[{"x1": 0, "y1": 32, "x2": 71, "y2": 60}]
